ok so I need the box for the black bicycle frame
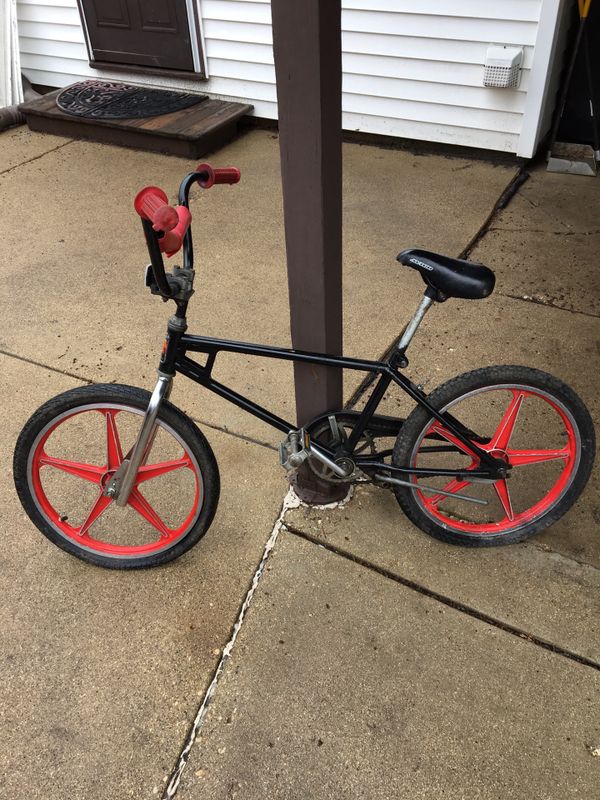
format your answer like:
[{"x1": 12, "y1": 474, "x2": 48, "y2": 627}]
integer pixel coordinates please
[
  {"x1": 159, "y1": 330, "x2": 504, "y2": 481},
  {"x1": 140, "y1": 168, "x2": 506, "y2": 483}
]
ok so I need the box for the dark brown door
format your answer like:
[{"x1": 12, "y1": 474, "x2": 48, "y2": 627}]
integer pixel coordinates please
[{"x1": 80, "y1": 0, "x2": 195, "y2": 71}]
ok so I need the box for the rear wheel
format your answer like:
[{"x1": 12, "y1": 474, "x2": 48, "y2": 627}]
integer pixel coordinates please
[
  {"x1": 392, "y1": 366, "x2": 595, "y2": 546},
  {"x1": 14, "y1": 384, "x2": 220, "y2": 568}
]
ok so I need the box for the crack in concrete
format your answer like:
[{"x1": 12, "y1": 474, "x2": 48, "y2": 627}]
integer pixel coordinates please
[
  {"x1": 0, "y1": 347, "x2": 277, "y2": 451},
  {"x1": 0, "y1": 138, "x2": 75, "y2": 177},
  {"x1": 459, "y1": 168, "x2": 529, "y2": 259},
  {"x1": 162, "y1": 489, "x2": 301, "y2": 799},
  {"x1": 487, "y1": 226, "x2": 600, "y2": 236},
  {"x1": 284, "y1": 523, "x2": 600, "y2": 673},
  {"x1": 498, "y1": 293, "x2": 600, "y2": 319}
]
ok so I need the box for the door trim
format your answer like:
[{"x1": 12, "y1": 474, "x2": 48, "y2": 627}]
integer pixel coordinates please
[{"x1": 76, "y1": 0, "x2": 207, "y2": 80}]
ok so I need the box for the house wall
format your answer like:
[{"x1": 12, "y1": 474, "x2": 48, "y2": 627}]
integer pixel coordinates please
[{"x1": 17, "y1": 0, "x2": 568, "y2": 157}]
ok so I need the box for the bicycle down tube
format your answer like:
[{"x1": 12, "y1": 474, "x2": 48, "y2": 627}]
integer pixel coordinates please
[{"x1": 168, "y1": 332, "x2": 505, "y2": 480}]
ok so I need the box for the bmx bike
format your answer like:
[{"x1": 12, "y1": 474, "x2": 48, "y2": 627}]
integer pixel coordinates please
[{"x1": 13, "y1": 164, "x2": 596, "y2": 568}]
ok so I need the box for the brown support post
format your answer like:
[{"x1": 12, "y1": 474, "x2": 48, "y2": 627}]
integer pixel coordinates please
[{"x1": 271, "y1": 0, "x2": 346, "y2": 503}]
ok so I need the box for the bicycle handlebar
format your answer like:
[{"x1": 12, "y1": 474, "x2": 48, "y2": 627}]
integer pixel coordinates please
[
  {"x1": 135, "y1": 163, "x2": 241, "y2": 299},
  {"x1": 134, "y1": 187, "x2": 193, "y2": 259}
]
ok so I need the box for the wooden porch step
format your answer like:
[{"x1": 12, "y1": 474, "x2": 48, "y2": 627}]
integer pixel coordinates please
[{"x1": 19, "y1": 87, "x2": 253, "y2": 159}]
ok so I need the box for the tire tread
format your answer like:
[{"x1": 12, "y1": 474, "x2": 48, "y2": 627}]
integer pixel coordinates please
[
  {"x1": 392, "y1": 366, "x2": 595, "y2": 546},
  {"x1": 13, "y1": 384, "x2": 220, "y2": 569}
]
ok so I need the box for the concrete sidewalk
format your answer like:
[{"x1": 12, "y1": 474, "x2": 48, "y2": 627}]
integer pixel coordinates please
[
  {"x1": 1, "y1": 128, "x2": 598, "y2": 799},
  {"x1": 177, "y1": 533, "x2": 599, "y2": 799}
]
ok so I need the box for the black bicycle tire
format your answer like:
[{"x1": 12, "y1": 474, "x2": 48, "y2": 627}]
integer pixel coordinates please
[
  {"x1": 13, "y1": 383, "x2": 220, "y2": 569},
  {"x1": 392, "y1": 365, "x2": 595, "y2": 546}
]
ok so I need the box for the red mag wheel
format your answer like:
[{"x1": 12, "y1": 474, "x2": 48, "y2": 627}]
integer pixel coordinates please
[
  {"x1": 392, "y1": 366, "x2": 595, "y2": 546},
  {"x1": 14, "y1": 385, "x2": 220, "y2": 568}
]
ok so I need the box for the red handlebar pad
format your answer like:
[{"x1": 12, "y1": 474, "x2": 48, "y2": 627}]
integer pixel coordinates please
[
  {"x1": 195, "y1": 163, "x2": 241, "y2": 188},
  {"x1": 160, "y1": 206, "x2": 192, "y2": 258},
  {"x1": 134, "y1": 186, "x2": 192, "y2": 257},
  {"x1": 134, "y1": 186, "x2": 178, "y2": 232}
]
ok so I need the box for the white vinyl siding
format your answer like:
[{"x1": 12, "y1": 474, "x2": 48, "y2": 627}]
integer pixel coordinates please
[{"x1": 17, "y1": 0, "x2": 565, "y2": 157}]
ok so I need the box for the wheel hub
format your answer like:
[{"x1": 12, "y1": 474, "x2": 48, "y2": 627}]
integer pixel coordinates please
[
  {"x1": 100, "y1": 469, "x2": 119, "y2": 497},
  {"x1": 100, "y1": 469, "x2": 115, "y2": 487}
]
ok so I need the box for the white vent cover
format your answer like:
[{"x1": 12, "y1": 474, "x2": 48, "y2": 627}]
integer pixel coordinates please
[{"x1": 484, "y1": 46, "x2": 523, "y2": 89}]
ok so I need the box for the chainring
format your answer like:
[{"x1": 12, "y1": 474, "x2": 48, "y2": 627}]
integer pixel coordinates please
[{"x1": 306, "y1": 414, "x2": 377, "y2": 483}]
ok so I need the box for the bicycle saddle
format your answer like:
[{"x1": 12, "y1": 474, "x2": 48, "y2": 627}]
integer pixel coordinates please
[{"x1": 397, "y1": 248, "x2": 495, "y2": 300}]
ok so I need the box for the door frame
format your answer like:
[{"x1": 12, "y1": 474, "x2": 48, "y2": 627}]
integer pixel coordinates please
[{"x1": 76, "y1": 0, "x2": 208, "y2": 81}]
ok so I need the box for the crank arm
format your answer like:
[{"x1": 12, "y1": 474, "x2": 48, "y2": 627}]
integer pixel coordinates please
[{"x1": 308, "y1": 441, "x2": 351, "y2": 478}]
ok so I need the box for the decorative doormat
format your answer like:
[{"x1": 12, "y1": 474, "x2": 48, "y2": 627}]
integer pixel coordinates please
[{"x1": 56, "y1": 80, "x2": 208, "y2": 120}]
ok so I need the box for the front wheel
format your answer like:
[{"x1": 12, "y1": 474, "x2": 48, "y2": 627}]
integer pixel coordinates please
[
  {"x1": 392, "y1": 366, "x2": 595, "y2": 546},
  {"x1": 14, "y1": 384, "x2": 220, "y2": 568}
]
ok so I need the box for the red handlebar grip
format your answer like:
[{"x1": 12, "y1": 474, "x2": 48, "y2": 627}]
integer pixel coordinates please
[
  {"x1": 160, "y1": 205, "x2": 192, "y2": 258},
  {"x1": 195, "y1": 163, "x2": 241, "y2": 188},
  {"x1": 134, "y1": 186, "x2": 179, "y2": 232},
  {"x1": 213, "y1": 166, "x2": 241, "y2": 185}
]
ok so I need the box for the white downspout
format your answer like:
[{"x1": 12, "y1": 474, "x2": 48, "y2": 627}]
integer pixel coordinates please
[
  {"x1": 0, "y1": 0, "x2": 39, "y2": 131},
  {"x1": 1, "y1": 0, "x2": 23, "y2": 107}
]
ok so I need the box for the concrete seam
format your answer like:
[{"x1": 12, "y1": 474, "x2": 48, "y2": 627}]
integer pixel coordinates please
[
  {"x1": 192, "y1": 422, "x2": 276, "y2": 452},
  {"x1": 162, "y1": 488, "x2": 301, "y2": 799},
  {"x1": 488, "y1": 227, "x2": 600, "y2": 236},
  {"x1": 458, "y1": 167, "x2": 530, "y2": 259},
  {"x1": 0, "y1": 348, "x2": 95, "y2": 384},
  {"x1": 0, "y1": 139, "x2": 75, "y2": 177},
  {"x1": 284, "y1": 523, "x2": 600, "y2": 673},
  {"x1": 498, "y1": 293, "x2": 600, "y2": 319},
  {"x1": 0, "y1": 347, "x2": 277, "y2": 451}
]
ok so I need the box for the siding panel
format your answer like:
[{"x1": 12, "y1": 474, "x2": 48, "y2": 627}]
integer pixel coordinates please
[
  {"x1": 18, "y1": 18, "x2": 85, "y2": 43},
  {"x1": 17, "y1": 0, "x2": 548, "y2": 154},
  {"x1": 343, "y1": 53, "x2": 531, "y2": 91},
  {"x1": 202, "y1": 18, "x2": 272, "y2": 45},
  {"x1": 342, "y1": 33, "x2": 536, "y2": 69},
  {"x1": 341, "y1": 11, "x2": 537, "y2": 46},
  {"x1": 342, "y1": 75, "x2": 527, "y2": 115},
  {"x1": 19, "y1": 35, "x2": 87, "y2": 59},
  {"x1": 342, "y1": 1, "x2": 542, "y2": 22},
  {"x1": 202, "y1": 0, "x2": 271, "y2": 25},
  {"x1": 342, "y1": 111, "x2": 520, "y2": 152},
  {"x1": 18, "y1": 3, "x2": 81, "y2": 25},
  {"x1": 206, "y1": 39, "x2": 273, "y2": 64},
  {"x1": 19, "y1": 0, "x2": 74, "y2": 7}
]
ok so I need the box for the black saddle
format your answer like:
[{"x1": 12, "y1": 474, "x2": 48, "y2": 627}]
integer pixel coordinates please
[{"x1": 397, "y1": 248, "x2": 495, "y2": 300}]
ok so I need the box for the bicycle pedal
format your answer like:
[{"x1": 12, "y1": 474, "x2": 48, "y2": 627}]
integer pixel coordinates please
[{"x1": 279, "y1": 429, "x2": 310, "y2": 472}]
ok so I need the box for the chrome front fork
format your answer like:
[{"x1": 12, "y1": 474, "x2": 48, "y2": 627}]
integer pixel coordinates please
[{"x1": 106, "y1": 373, "x2": 173, "y2": 506}]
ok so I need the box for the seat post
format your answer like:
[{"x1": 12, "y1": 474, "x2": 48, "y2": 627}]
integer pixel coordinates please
[{"x1": 397, "y1": 290, "x2": 435, "y2": 354}]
